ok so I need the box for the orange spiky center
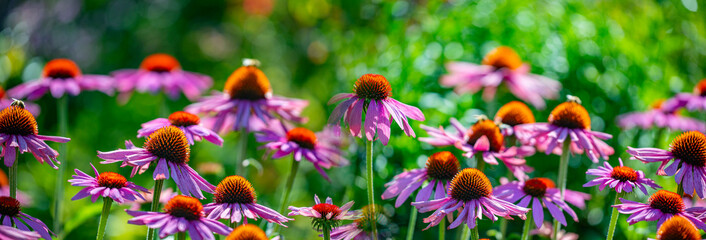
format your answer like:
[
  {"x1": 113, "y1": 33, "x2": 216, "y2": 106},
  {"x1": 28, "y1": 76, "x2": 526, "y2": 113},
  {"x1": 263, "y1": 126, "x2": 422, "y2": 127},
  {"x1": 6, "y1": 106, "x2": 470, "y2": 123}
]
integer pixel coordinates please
[
  {"x1": 168, "y1": 111, "x2": 200, "y2": 127},
  {"x1": 0, "y1": 197, "x2": 20, "y2": 217},
  {"x1": 670, "y1": 131, "x2": 706, "y2": 167},
  {"x1": 144, "y1": 126, "x2": 190, "y2": 164},
  {"x1": 353, "y1": 74, "x2": 392, "y2": 101},
  {"x1": 481, "y1": 46, "x2": 523, "y2": 70},
  {"x1": 164, "y1": 195, "x2": 202, "y2": 220},
  {"x1": 693, "y1": 79, "x2": 706, "y2": 97},
  {"x1": 649, "y1": 190, "x2": 684, "y2": 214},
  {"x1": 610, "y1": 166, "x2": 638, "y2": 182},
  {"x1": 97, "y1": 172, "x2": 128, "y2": 188},
  {"x1": 495, "y1": 101, "x2": 535, "y2": 126},
  {"x1": 226, "y1": 224, "x2": 270, "y2": 240},
  {"x1": 656, "y1": 216, "x2": 701, "y2": 240},
  {"x1": 0, "y1": 106, "x2": 38, "y2": 136},
  {"x1": 140, "y1": 54, "x2": 181, "y2": 73},
  {"x1": 286, "y1": 127, "x2": 317, "y2": 149},
  {"x1": 214, "y1": 175, "x2": 257, "y2": 204},
  {"x1": 449, "y1": 168, "x2": 492, "y2": 201},
  {"x1": 425, "y1": 151, "x2": 460, "y2": 181},
  {"x1": 523, "y1": 178, "x2": 555, "y2": 198},
  {"x1": 354, "y1": 204, "x2": 381, "y2": 232},
  {"x1": 549, "y1": 101, "x2": 591, "y2": 130},
  {"x1": 42, "y1": 59, "x2": 82, "y2": 79},
  {"x1": 224, "y1": 66, "x2": 271, "y2": 100},
  {"x1": 313, "y1": 203, "x2": 342, "y2": 219},
  {"x1": 466, "y1": 119, "x2": 504, "y2": 152}
]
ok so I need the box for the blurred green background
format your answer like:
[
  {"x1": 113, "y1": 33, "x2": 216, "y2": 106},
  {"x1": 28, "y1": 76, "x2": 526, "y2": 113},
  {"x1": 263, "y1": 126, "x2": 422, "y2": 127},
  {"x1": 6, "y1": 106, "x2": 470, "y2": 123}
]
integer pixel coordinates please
[{"x1": 1, "y1": 0, "x2": 705, "y2": 239}]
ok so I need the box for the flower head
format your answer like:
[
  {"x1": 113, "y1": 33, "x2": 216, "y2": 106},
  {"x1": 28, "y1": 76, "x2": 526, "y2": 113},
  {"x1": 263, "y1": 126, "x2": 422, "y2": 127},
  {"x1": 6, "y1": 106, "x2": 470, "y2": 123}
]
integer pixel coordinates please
[
  {"x1": 127, "y1": 195, "x2": 231, "y2": 240},
  {"x1": 382, "y1": 151, "x2": 459, "y2": 207},
  {"x1": 440, "y1": 46, "x2": 560, "y2": 109},
  {"x1": 0, "y1": 101, "x2": 70, "y2": 169},
  {"x1": 627, "y1": 131, "x2": 706, "y2": 197},
  {"x1": 138, "y1": 111, "x2": 224, "y2": 146},
  {"x1": 412, "y1": 168, "x2": 529, "y2": 230},
  {"x1": 226, "y1": 224, "x2": 279, "y2": 240},
  {"x1": 654, "y1": 215, "x2": 703, "y2": 240},
  {"x1": 204, "y1": 175, "x2": 292, "y2": 226},
  {"x1": 495, "y1": 101, "x2": 535, "y2": 138},
  {"x1": 112, "y1": 53, "x2": 212, "y2": 101},
  {"x1": 661, "y1": 79, "x2": 706, "y2": 112},
  {"x1": 583, "y1": 158, "x2": 661, "y2": 194},
  {"x1": 0, "y1": 87, "x2": 39, "y2": 116},
  {"x1": 494, "y1": 177, "x2": 584, "y2": 228},
  {"x1": 613, "y1": 190, "x2": 706, "y2": 230},
  {"x1": 328, "y1": 74, "x2": 425, "y2": 145},
  {"x1": 98, "y1": 126, "x2": 215, "y2": 199},
  {"x1": 618, "y1": 99, "x2": 706, "y2": 132},
  {"x1": 288, "y1": 195, "x2": 361, "y2": 232},
  {"x1": 7, "y1": 59, "x2": 114, "y2": 100},
  {"x1": 69, "y1": 163, "x2": 149, "y2": 203},
  {"x1": 0, "y1": 196, "x2": 52, "y2": 239}
]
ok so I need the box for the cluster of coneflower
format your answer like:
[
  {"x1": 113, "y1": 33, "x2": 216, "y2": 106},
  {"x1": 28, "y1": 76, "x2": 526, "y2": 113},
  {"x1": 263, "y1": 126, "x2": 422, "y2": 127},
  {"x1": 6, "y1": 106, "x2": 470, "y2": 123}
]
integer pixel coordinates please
[{"x1": 0, "y1": 45, "x2": 705, "y2": 240}]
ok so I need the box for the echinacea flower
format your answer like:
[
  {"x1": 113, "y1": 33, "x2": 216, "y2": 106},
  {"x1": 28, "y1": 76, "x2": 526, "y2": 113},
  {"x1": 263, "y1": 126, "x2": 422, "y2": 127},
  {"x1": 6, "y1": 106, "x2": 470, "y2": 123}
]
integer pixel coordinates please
[
  {"x1": 661, "y1": 79, "x2": 706, "y2": 112},
  {"x1": 327, "y1": 73, "x2": 425, "y2": 145},
  {"x1": 0, "y1": 196, "x2": 52, "y2": 239},
  {"x1": 129, "y1": 188, "x2": 178, "y2": 211},
  {"x1": 226, "y1": 224, "x2": 280, "y2": 240},
  {"x1": 256, "y1": 125, "x2": 348, "y2": 180},
  {"x1": 613, "y1": 190, "x2": 706, "y2": 230},
  {"x1": 126, "y1": 195, "x2": 231, "y2": 240},
  {"x1": 98, "y1": 126, "x2": 215, "y2": 199},
  {"x1": 288, "y1": 195, "x2": 361, "y2": 231},
  {"x1": 0, "y1": 102, "x2": 70, "y2": 169},
  {"x1": 516, "y1": 96, "x2": 615, "y2": 163},
  {"x1": 330, "y1": 205, "x2": 387, "y2": 240},
  {"x1": 138, "y1": 111, "x2": 223, "y2": 146},
  {"x1": 204, "y1": 175, "x2": 292, "y2": 226},
  {"x1": 0, "y1": 225, "x2": 41, "y2": 240},
  {"x1": 112, "y1": 53, "x2": 212, "y2": 101},
  {"x1": 649, "y1": 215, "x2": 704, "y2": 240},
  {"x1": 627, "y1": 131, "x2": 706, "y2": 197},
  {"x1": 412, "y1": 168, "x2": 529, "y2": 230},
  {"x1": 494, "y1": 178, "x2": 580, "y2": 228},
  {"x1": 69, "y1": 163, "x2": 149, "y2": 204},
  {"x1": 186, "y1": 59, "x2": 308, "y2": 133},
  {"x1": 495, "y1": 101, "x2": 535, "y2": 139},
  {"x1": 0, "y1": 87, "x2": 39, "y2": 116},
  {"x1": 583, "y1": 158, "x2": 661, "y2": 194},
  {"x1": 382, "y1": 151, "x2": 459, "y2": 207},
  {"x1": 617, "y1": 99, "x2": 706, "y2": 132},
  {"x1": 419, "y1": 117, "x2": 534, "y2": 179},
  {"x1": 440, "y1": 46, "x2": 560, "y2": 109},
  {"x1": 530, "y1": 221, "x2": 579, "y2": 240},
  {"x1": 7, "y1": 59, "x2": 113, "y2": 100}
]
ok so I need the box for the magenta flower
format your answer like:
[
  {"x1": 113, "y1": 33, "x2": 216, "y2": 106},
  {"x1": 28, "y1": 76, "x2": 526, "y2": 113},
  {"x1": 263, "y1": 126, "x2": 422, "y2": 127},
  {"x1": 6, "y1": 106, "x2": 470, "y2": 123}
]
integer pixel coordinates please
[
  {"x1": 186, "y1": 60, "x2": 308, "y2": 133},
  {"x1": 627, "y1": 131, "x2": 706, "y2": 198},
  {"x1": 382, "y1": 151, "x2": 459, "y2": 207},
  {"x1": 661, "y1": 79, "x2": 706, "y2": 112},
  {"x1": 583, "y1": 158, "x2": 661, "y2": 194},
  {"x1": 127, "y1": 195, "x2": 231, "y2": 240},
  {"x1": 137, "y1": 111, "x2": 223, "y2": 146},
  {"x1": 440, "y1": 46, "x2": 560, "y2": 109},
  {"x1": 0, "y1": 225, "x2": 41, "y2": 240},
  {"x1": 516, "y1": 96, "x2": 614, "y2": 163},
  {"x1": 617, "y1": 100, "x2": 706, "y2": 132},
  {"x1": 288, "y1": 195, "x2": 361, "y2": 231},
  {"x1": 8, "y1": 59, "x2": 113, "y2": 100},
  {"x1": 327, "y1": 73, "x2": 425, "y2": 145},
  {"x1": 613, "y1": 190, "x2": 706, "y2": 230},
  {"x1": 98, "y1": 126, "x2": 215, "y2": 199},
  {"x1": 69, "y1": 163, "x2": 149, "y2": 204},
  {"x1": 0, "y1": 103, "x2": 70, "y2": 169},
  {"x1": 419, "y1": 117, "x2": 534, "y2": 179},
  {"x1": 112, "y1": 53, "x2": 212, "y2": 101},
  {"x1": 256, "y1": 124, "x2": 348, "y2": 180},
  {"x1": 204, "y1": 175, "x2": 292, "y2": 226},
  {"x1": 494, "y1": 178, "x2": 580, "y2": 228},
  {"x1": 412, "y1": 168, "x2": 529, "y2": 230},
  {"x1": 0, "y1": 197, "x2": 52, "y2": 239}
]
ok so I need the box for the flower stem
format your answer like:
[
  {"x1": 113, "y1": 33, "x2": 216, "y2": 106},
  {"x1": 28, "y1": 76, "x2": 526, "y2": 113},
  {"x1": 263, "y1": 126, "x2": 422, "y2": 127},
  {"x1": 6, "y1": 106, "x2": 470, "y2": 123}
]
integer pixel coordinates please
[
  {"x1": 177, "y1": 231, "x2": 186, "y2": 240},
  {"x1": 365, "y1": 139, "x2": 378, "y2": 240},
  {"x1": 677, "y1": 182, "x2": 684, "y2": 196},
  {"x1": 520, "y1": 210, "x2": 533, "y2": 240},
  {"x1": 96, "y1": 198, "x2": 113, "y2": 240},
  {"x1": 237, "y1": 130, "x2": 249, "y2": 177},
  {"x1": 9, "y1": 155, "x2": 17, "y2": 198},
  {"x1": 474, "y1": 154, "x2": 485, "y2": 171},
  {"x1": 323, "y1": 226, "x2": 332, "y2": 240},
  {"x1": 405, "y1": 208, "x2": 417, "y2": 240},
  {"x1": 439, "y1": 219, "x2": 446, "y2": 240},
  {"x1": 273, "y1": 158, "x2": 300, "y2": 235},
  {"x1": 606, "y1": 193, "x2": 624, "y2": 240},
  {"x1": 146, "y1": 179, "x2": 164, "y2": 240},
  {"x1": 553, "y1": 140, "x2": 572, "y2": 240},
  {"x1": 459, "y1": 227, "x2": 469, "y2": 240},
  {"x1": 54, "y1": 95, "x2": 68, "y2": 235},
  {"x1": 470, "y1": 227, "x2": 479, "y2": 240}
]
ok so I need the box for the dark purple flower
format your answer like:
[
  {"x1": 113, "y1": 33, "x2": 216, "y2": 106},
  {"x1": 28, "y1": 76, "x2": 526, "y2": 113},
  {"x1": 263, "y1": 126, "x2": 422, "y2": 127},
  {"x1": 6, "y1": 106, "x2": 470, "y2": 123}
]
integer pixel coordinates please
[
  {"x1": 583, "y1": 158, "x2": 660, "y2": 194},
  {"x1": 613, "y1": 190, "x2": 706, "y2": 230},
  {"x1": 204, "y1": 175, "x2": 292, "y2": 226},
  {"x1": 0, "y1": 197, "x2": 52, "y2": 239},
  {"x1": 494, "y1": 178, "x2": 580, "y2": 228},
  {"x1": 69, "y1": 163, "x2": 149, "y2": 204}
]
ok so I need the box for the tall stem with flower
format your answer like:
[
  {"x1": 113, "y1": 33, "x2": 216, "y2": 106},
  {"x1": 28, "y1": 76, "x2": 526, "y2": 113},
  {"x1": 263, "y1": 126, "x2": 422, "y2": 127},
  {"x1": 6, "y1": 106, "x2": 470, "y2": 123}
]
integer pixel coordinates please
[
  {"x1": 96, "y1": 198, "x2": 113, "y2": 240},
  {"x1": 365, "y1": 139, "x2": 378, "y2": 240},
  {"x1": 606, "y1": 192, "x2": 625, "y2": 240},
  {"x1": 146, "y1": 179, "x2": 164, "y2": 240},
  {"x1": 520, "y1": 210, "x2": 533, "y2": 240},
  {"x1": 53, "y1": 95, "x2": 68, "y2": 234},
  {"x1": 553, "y1": 140, "x2": 572, "y2": 240}
]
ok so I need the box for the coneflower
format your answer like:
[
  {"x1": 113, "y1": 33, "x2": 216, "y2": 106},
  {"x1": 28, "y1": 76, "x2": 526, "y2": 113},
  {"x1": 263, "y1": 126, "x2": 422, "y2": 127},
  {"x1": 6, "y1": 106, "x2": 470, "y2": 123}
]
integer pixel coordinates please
[
  {"x1": 652, "y1": 215, "x2": 703, "y2": 240},
  {"x1": 618, "y1": 99, "x2": 706, "y2": 132},
  {"x1": 0, "y1": 196, "x2": 52, "y2": 239},
  {"x1": 226, "y1": 224, "x2": 278, "y2": 240},
  {"x1": 288, "y1": 195, "x2": 361, "y2": 240},
  {"x1": 137, "y1": 111, "x2": 223, "y2": 146},
  {"x1": 613, "y1": 190, "x2": 706, "y2": 230}
]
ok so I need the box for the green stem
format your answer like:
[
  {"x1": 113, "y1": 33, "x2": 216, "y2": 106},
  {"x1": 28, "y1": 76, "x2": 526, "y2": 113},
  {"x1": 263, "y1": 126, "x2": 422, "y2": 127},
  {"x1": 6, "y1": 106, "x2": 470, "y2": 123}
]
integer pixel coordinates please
[
  {"x1": 365, "y1": 139, "x2": 378, "y2": 240},
  {"x1": 237, "y1": 130, "x2": 249, "y2": 177},
  {"x1": 53, "y1": 95, "x2": 68, "y2": 234},
  {"x1": 323, "y1": 226, "x2": 331, "y2": 240},
  {"x1": 177, "y1": 231, "x2": 186, "y2": 240},
  {"x1": 459, "y1": 227, "x2": 469, "y2": 240},
  {"x1": 606, "y1": 193, "x2": 624, "y2": 240},
  {"x1": 9, "y1": 155, "x2": 17, "y2": 198},
  {"x1": 96, "y1": 198, "x2": 113, "y2": 240},
  {"x1": 147, "y1": 179, "x2": 164, "y2": 240},
  {"x1": 474, "y1": 154, "x2": 485, "y2": 171},
  {"x1": 273, "y1": 158, "x2": 300, "y2": 235},
  {"x1": 553, "y1": 140, "x2": 572, "y2": 240},
  {"x1": 520, "y1": 210, "x2": 533, "y2": 240},
  {"x1": 405, "y1": 208, "x2": 417, "y2": 240},
  {"x1": 470, "y1": 227, "x2": 479, "y2": 240},
  {"x1": 439, "y1": 219, "x2": 446, "y2": 240},
  {"x1": 677, "y1": 182, "x2": 684, "y2": 196}
]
